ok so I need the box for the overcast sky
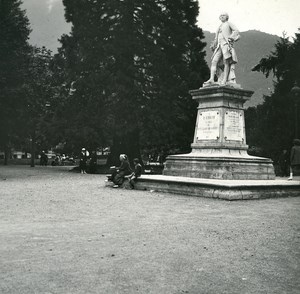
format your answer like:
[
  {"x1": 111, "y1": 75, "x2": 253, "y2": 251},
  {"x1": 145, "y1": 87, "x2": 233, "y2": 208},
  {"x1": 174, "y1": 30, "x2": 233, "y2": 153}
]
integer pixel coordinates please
[
  {"x1": 197, "y1": 0, "x2": 300, "y2": 38},
  {"x1": 22, "y1": 0, "x2": 300, "y2": 52}
]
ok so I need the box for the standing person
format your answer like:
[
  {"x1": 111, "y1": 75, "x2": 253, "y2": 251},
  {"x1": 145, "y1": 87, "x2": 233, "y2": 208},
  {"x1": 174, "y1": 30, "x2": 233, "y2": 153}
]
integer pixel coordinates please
[
  {"x1": 278, "y1": 149, "x2": 289, "y2": 177},
  {"x1": 127, "y1": 158, "x2": 143, "y2": 189},
  {"x1": 110, "y1": 154, "x2": 132, "y2": 188},
  {"x1": 288, "y1": 139, "x2": 300, "y2": 180},
  {"x1": 79, "y1": 147, "x2": 89, "y2": 174},
  {"x1": 203, "y1": 12, "x2": 240, "y2": 86}
]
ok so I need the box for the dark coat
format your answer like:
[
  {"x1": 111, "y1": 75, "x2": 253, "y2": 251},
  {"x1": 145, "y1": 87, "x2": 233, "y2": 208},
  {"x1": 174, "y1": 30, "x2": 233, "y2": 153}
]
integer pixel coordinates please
[
  {"x1": 79, "y1": 151, "x2": 88, "y2": 169},
  {"x1": 133, "y1": 163, "x2": 142, "y2": 178},
  {"x1": 113, "y1": 160, "x2": 132, "y2": 185}
]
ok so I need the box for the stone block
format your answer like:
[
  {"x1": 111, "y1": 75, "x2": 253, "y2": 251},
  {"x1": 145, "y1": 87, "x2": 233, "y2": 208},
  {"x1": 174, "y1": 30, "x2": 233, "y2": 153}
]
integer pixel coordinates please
[{"x1": 134, "y1": 175, "x2": 300, "y2": 201}]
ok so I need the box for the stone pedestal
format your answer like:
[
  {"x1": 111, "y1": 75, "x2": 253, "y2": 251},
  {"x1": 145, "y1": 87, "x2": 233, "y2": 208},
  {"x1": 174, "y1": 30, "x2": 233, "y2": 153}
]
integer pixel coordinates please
[{"x1": 163, "y1": 86, "x2": 275, "y2": 180}]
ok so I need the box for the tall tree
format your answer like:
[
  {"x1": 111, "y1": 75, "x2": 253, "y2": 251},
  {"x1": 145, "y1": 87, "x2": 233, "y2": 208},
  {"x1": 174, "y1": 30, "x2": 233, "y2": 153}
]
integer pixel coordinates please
[
  {"x1": 20, "y1": 46, "x2": 54, "y2": 167},
  {"x1": 249, "y1": 30, "x2": 300, "y2": 160},
  {"x1": 57, "y1": 0, "x2": 209, "y2": 163},
  {"x1": 0, "y1": 0, "x2": 31, "y2": 164}
]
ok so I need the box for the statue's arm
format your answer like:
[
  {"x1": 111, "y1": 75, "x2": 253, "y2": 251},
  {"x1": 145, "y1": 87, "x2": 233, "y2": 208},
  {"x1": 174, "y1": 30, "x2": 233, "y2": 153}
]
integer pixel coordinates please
[{"x1": 228, "y1": 22, "x2": 240, "y2": 42}]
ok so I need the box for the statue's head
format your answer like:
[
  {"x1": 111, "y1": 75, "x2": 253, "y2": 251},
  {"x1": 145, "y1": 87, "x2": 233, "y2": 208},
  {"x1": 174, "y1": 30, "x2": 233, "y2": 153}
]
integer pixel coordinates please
[{"x1": 219, "y1": 12, "x2": 229, "y2": 22}]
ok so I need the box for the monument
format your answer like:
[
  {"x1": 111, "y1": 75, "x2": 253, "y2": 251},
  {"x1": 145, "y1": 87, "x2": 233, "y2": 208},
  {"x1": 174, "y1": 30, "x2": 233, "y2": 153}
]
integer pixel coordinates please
[
  {"x1": 163, "y1": 12, "x2": 275, "y2": 180},
  {"x1": 134, "y1": 13, "x2": 299, "y2": 199}
]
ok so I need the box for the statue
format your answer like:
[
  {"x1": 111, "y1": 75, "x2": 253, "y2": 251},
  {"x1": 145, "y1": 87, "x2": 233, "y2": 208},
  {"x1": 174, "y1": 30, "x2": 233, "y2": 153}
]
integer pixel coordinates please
[{"x1": 203, "y1": 12, "x2": 240, "y2": 87}]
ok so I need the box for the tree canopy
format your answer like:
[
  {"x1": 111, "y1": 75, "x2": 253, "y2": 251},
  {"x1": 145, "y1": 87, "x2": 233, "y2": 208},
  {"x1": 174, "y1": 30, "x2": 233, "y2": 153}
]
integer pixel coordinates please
[
  {"x1": 0, "y1": 0, "x2": 31, "y2": 162},
  {"x1": 248, "y1": 30, "x2": 300, "y2": 160},
  {"x1": 54, "y1": 0, "x2": 209, "y2": 163}
]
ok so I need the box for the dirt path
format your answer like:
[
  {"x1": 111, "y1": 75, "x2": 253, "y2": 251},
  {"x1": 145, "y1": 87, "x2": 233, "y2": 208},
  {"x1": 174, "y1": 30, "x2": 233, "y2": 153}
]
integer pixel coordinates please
[{"x1": 1, "y1": 165, "x2": 300, "y2": 294}]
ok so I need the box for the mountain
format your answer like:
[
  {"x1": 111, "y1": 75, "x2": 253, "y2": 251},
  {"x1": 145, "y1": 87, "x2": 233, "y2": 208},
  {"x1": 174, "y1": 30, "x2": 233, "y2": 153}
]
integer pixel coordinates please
[{"x1": 203, "y1": 30, "x2": 280, "y2": 107}]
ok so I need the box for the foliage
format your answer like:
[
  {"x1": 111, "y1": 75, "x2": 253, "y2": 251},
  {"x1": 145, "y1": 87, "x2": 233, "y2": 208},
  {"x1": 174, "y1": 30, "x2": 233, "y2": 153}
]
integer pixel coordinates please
[
  {"x1": 248, "y1": 30, "x2": 300, "y2": 160},
  {"x1": 20, "y1": 47, "x2": 55, "y2": 152},
  {"x1": 0, "y1": 0, "x2": 31, "y2": 158},
  {"x1": 54, "y1": 0, "x2": 209, "y2": 163},
  {"x1": 0, "y1": 0, "x2": 58, "y2": 164}
]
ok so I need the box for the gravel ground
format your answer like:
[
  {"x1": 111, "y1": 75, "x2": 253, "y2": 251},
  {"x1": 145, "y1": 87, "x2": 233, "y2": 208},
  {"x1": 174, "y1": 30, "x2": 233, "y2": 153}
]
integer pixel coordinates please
[{"x1": 0, "y1": 165, "x2": 300, "y2": 294}]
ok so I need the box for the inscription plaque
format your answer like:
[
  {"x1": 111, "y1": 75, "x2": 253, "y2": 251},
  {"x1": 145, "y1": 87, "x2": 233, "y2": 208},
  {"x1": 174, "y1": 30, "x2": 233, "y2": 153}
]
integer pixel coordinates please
[
  {"x1": 196, "y1": 110, "x2": 220, "y2": 140},
  {"x1": 224, "y1": 110, "x2": 244, "y2": 141}
]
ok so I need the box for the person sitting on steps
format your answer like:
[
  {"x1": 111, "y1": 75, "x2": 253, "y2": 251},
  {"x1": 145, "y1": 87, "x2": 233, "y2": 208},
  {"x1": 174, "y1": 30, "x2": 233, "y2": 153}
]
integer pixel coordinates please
[
  {"x1": 109, "y1": 154, "x2": 132, "y2": 188},
  {"x1": 126, "y1": 158, "x2": 143, "y2": 189}
]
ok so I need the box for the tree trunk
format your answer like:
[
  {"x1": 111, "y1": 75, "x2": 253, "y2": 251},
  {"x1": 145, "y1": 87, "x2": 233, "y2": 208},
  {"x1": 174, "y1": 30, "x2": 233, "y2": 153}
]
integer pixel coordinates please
[
  {"x1": 30, "y1": 130, "x2": 36, "y2": 167},
  {"x1": 106, "y1": 1, "x2": 142, "y2": 168},
  {"x1": 107, "y1": 126, "x2": 141, "y2": 168},
  {"x1": 4, "y1": 144, "x2": 9, "y2": 166}
]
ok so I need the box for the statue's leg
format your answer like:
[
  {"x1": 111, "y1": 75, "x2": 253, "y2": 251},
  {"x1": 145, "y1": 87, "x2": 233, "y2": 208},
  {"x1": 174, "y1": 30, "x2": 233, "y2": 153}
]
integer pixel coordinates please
[
  {"x1": 220, "y1": 59, "x2": 230, "y2": 85},
  {"x1": 204, "y1": 50, "x2": 222, "y2": 84}
]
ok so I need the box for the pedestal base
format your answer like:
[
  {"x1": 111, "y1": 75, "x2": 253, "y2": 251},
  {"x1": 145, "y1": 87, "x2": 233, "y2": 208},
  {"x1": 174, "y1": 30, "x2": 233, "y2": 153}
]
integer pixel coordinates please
[
  {"x1": 163, "y1": 85, "x2": 276, "y2": 180},
  {"x1": 163, "y1": 152, "x2": 275, "y2": 180},
  {"x1": 133, "y1": 175, "x2": 300, "y2": 200}
]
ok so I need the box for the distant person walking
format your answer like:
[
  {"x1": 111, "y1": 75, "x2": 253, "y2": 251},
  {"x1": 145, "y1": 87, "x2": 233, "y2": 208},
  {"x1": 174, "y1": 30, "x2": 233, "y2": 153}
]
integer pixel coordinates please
[
  {"x1": 288, "y1": 139, "x2": 300, "y2": 180},
  {"x1": 79, "y1": 148, "x2": 89, "y2": 174}
]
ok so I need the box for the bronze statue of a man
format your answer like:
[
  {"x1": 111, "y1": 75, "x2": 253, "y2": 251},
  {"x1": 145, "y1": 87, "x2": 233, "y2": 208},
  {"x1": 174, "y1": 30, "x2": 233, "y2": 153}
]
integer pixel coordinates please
[{"x1": 203, "y1": 12, "x2": 240, "y2": 87}]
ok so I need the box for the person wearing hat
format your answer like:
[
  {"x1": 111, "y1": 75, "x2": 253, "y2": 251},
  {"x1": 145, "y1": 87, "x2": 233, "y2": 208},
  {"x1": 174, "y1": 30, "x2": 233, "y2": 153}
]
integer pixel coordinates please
[
  {"x1": 79, "y1": 147, "x2": 89, "y2": 174},
  {"x1": 288, "y1": 139, "x2": 300, "y2": 180}
]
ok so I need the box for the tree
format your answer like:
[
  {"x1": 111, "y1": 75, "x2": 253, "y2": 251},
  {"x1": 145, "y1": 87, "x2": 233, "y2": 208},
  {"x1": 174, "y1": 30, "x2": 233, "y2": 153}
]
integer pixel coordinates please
[
  {"x1": 0, "y1": 0, "x2": 31, "y2": 164},
  {"x1": 249, "y1": 30, "x2": 300, "y2": 160},
  {"x1": 20, "y1": 46, "x2": 54, "y2": 167},
  {"x1": 55, "y1": 0, "x2": 209, "y2": 164}
]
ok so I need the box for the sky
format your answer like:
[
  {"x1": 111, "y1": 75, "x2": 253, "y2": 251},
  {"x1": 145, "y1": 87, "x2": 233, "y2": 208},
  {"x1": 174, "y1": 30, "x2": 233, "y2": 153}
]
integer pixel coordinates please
[
  {"x1": 22, "y1": 0, "x2": 300, "y2": 52},
  {"x1": 21, "y1": 0, "x2": 71, "y2": 52},
  {"x1": 197, "y1": 0, "x2": 299, "y2": 38}
]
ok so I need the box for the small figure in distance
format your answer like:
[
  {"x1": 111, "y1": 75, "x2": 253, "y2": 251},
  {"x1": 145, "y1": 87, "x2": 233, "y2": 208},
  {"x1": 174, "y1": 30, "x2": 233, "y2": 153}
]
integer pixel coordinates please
[
  {"x1": 203, "y1": 12, "x2": 240, "y2": 87},
  {"x1": 110, "y1": 154, "x2": 132, "y2": 188},
  {"x1": 79, "y1": 147, "x2": 89, "y2": 174},
  {"x1": 288, "y1": 139, "x2": 300, "y2": 180},
  {"x1": 51, "y1": 154, "x2": 61, "y2": 166},
  {"x1": 126, "y1": 158, "x2": 143, "y2": 189}
]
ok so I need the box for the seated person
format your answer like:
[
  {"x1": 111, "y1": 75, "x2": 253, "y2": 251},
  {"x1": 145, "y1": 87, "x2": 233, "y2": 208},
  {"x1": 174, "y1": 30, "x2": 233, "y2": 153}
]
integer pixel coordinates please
[
  {"x1": 127, "y1": 158, "x2": 143, "y2": 189},
  {"x1": 110, "y1": 154, "x2": 132, "y2": 188}
]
